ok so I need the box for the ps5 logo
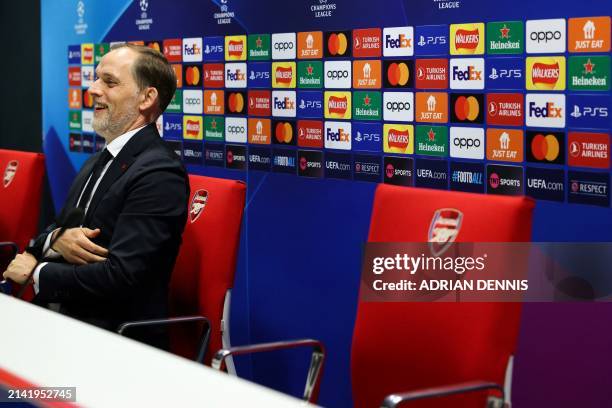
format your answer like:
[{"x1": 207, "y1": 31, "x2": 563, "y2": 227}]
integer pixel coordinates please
[
  {"x1": 570, "y1": 104, "x2": 608, "y2": 118},
  {"x1": 299, "y1": 99, "x2": 322, "y2": 109},
  {"x1": 354, "y1": 130, "x2": 381, "y2": 142},
  {"x1": 417, "y1": 35, "x2": 447, "y2": 46},
  {"x1": 249, "y1": 70, "x2": 270, "y2": 80},
  {"x1": 204, "y1": 45, "x2": 223, "y2": 54},
  {"x1": 489, "y1": 68, "x2": 522, "y2": 79}
]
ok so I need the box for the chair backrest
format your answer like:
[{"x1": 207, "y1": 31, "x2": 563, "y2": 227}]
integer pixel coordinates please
[
  {"x1": 169, "y1": 174, "x2": 246, "y2": 364},
  {"x1": 351, "y1": 185, "x2": 534, "y2": 408},
  {"x1": 0, "y1": 149, "x2": 45, "y2": 250}
]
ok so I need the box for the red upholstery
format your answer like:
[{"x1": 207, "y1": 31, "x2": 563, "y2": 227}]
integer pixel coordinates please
[
  {"x1": 352, "y1": 185, "x2": 534, "y2": 408},
  {"x1": 169, "y1": 174, "x2": 246, "y2": 364}
]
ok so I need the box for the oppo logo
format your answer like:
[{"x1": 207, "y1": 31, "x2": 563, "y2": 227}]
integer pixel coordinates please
[
  {"x1": 530, "y1": 30, "x2": 562, "y2": 43},
  {"x1": 274, "y1": 42, "x2": 294, "y2": 51},
  {"x1": 227, "y1": 126, "x2": 246, "y2": 134},
  {"x1": 327, "y1": 70, "x2": 349, "y2": 79},
  {"x1": 185, "y1": 98, "x2": 201, "y2": 105},
  {"x1": 386, "y1": 101, "x2": 411, "y2": 112},
  {"x1": 453, "y1": 137, "x2": 481, "y2": 148}
]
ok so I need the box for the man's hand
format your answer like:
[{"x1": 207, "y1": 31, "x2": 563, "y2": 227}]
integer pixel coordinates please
[
  {"x1": 51, "y1": 227, "x2": 109, "y2": 265},
  {"x1": 2, "y1": 252, "x2": 37, "y2": 284}
]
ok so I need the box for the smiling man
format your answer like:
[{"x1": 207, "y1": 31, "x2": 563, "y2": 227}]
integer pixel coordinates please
[{"x1": 2, "y1": 44, "x2": 189, "y2": 348}]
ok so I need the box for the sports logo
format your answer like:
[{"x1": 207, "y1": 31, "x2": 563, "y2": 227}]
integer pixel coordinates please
[
  {"x1": 297, "y1": 31, "x2": 323, "y2": 59},
  {"x1": 415, "y1": 59, "x2": 448, "y2": 89},
  {"x1": 352, "y1": 122, "x2": 382, "y2": 152},
  {"x1": 486, "y1": 128, "x2": 523, "y2": 162},
  {"x1": 568, "y1": 171, "x2": 610, "y2": 207},
  {"x1": 248, "y1": 90, "x2": 272, "y2": 116},
  {"x1": 568, "y1": 56, "x2": 610, "y2": 91},
  {"x1": 428, "y1": 209, "x2": 462, "y2": 255},
  {"x1": 486, "y1": 57, "x2": 523, "y2": 90},
  {"x1": 297, "y1": 91, "x2": 323, "y2": 118},
  {"x1": 203, "y1": 36, "x2": 224, "y2": 61},
  {"x1": 272, "y1": 62, "x2": 296, "y2": 88},
  {"x1": 353, "y1": 28, "x2": 382, "y2": 58},
  {"x1": 183, "y1": 89, "x2": 203, "y2": 114},
  {"x1": 225, "y1": 35, "x2": 247, "y2": 61},
  {"x1": 204, "y1": 116, "x2": 224, "y2": 141},
  {"x1": 383, "y1": 60, "x2": 414, "y2": 88},
  {"x1": 567, "y1": 94, "x2": 609, "y2": 129},
  {"x1": 68, "y1": 88, "x2": 82, "y2": 110},
  {"x1": 450, "y1": 127, "x2": 484, "y2": 159},
  {"x1": 272, "y1": 91, "x2": 297, "y2": 117},
  {"x1": 325, "y1": 31, "x2": 351, "y2": 57},
  {"x1": 298, "y1": 150, "x2": 323, "y2": 178},
  {"x1": 383, "y1": 92, "x2": 414, "y2": 122},
  {"x1": 172, "y1": 64, "x2": 182, "y2": 88},
  {"x1": 272, "y1": 32, "x2": 297, "y2": 60},
  {"x1": 81, "y1": 43, "x2": 94, "y2": 64},
  {"x1": 163, "y1": 39, "x2": 182, "y2": 62},
  {"x1": 526, "y1": 19, "x2": 566, "y2": 54},
  {"x1": 526, "y1": 57, "x2": 566, "y2": 90},
  {"x1": 225, "y1": 91, "x2": 247, "y2": 115},
  {"x1": 227, "y1": 145, "x2": 249, "y2": 170},
  {"x1": 352, "y1": 91, "x2": 382, "y2": 121},
  {"x1": 183, "y1": 141, "x2": 203, "y2": 165},
  {"x1": 247, "y1": 34, "x2": 271, "y2": 60},
  {"x1": 324, "y1": 60, "x2": 351, "y2": 89},
  {"x1": 183, "y1": 37, "x2": 203, "y2": 62},
  {"x1": 69, "y1": 133, "x2": 81, "y2": 153},
  {"x1": 203, "y1": 63, "x2": 225, "y2": 88},
  {"x1": 486, "y1": 21, "x2": 524, "y2": 54},
  {"x1": 353, "y1": 60, "x2": 382, "y2": 89},
  {"x1": 247, "y1": 62, "x2": 272, "y2": 88},
  {"x1": 248, "y1": 118, "x2": 272, "y2": 144},
  {"x1": 449, "y1": 58, "x2": 484, "y2": 89},
  {"x1": 183, "y1": 115, "x2": 203, "y2": 140},
  {"x1": 525, "y1": 167, "x2": 565, "y2": 202},
  {"x1": 527, "y1": 131, "x2": 565, "y2": 165},
  {"x1": 68, "y1": 45, "x2": 81, "y2": 64},
  {"x1": 354, "y1": 154, "x2": 382, "y2": 182},
  {"x1": 249, "y1": 147, "x2": 272, "y2": 171},
  {"x1": 82, "y1": 89, "x2": 94, "y2": 109},
  {"x1": 324, "y1": 92, "x2": 351, "y2": 119},
  {"x1": 415, "y1": 159, "x2": 448, "y2": 190},
  {"x1": 451, "y1": 93, "x2": 484, "y2": 124},
  {"x1": 81, "y1": 110, "x2": 93, "y2": 133},
  {"x1": 225, "y1": 117, "x2": 247, "y2": 143},
  {"x1": 487, "y1": 165, "x2": 523, "y2": 196},
  {"x1": 383, "y1": 156, "x2": 413, "y2": 186},
  {"x1": 415, "y1": 92, "x2": 448, "y2": 123},
  {"x1": 415, "y1": 25, "x2": 448, "y2": 56},
  {"x1": 383, "y1": 124, "x2": 413, "y2": 154},
  {"x1": 415, "y1": 125, "x2": 448, "y2": 157},
  {"x1": 3, "y1": 160, "x2": 17, "y2": 188},
  {"x1": 486, "y1": 93, "x2": 523, "y2": 126},
  {"x1": 225, "y1": 63, "x2": 247, "y2": 88},
  {"x1": 163, "y1": 114, "x2": 183, "y2": 139},
  {"x1": 68, "y1": 67, "x2": 81, "y2": 86},
  {"x1": 383, "y1": 26, "x2": 414, "y2": 57},
  {"x1": 183, "y1": 64, "x2": 202, "y2": 87},
  {"x1": 273, "y1": 120, "x2": 296, "y2": 145},
  {"x1": 568, "y1": 132, "x2": 609, "y2": 169},
  {"x1": 324, "y1": 121, "x2": 352, "y2": 150},
  {"x1": 297, "y1": 120, "x2": 324, "y2": 148},
  {"x1": 298, "y1": 61, "x2": 323, "y2": 88},
  {"x1": 81, "y1": 66, "x2": 94, "y2": 88},
  {"x1": 568, "y1": 16, "x2": 611, "y2": 53},
  {"x1": 526, "y1": 93, "x2": 565, "y2": 128},
  {"x1": 325, "y1": 152, "x2": 352, "y2": 180},
  {"x1": 450, "y1": 162, "x2": 484, "y2": 193},
  {"x1": 450, "y1": 23, "x2": 484, "y2": 55}
]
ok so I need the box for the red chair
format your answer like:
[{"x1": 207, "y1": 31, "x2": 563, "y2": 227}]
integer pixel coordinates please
[{"x1": 352, "y1": 185, "x2": 534, "y2": 407}]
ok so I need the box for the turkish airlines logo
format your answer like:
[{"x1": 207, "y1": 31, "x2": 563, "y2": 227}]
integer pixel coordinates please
[
  {"x1": 203, "y1": 63, "x2": 224, "y2": 88},
  {"x1": 163, "y1": 39, "x2": 182, "y2": 62},
  {"x1": 189, "y1": 190, "x2": 208, "y2": 223},
  {"x1": 568, "y1": 132, "x2": 610, "y2": 169},
  {"x1": 3, "y1": 160, "x2": 17, "y2": 188},
  {"x1": 428, "y1": 209, "x2": 463, "y2": 256},
  {"x1": 297, "y1": 120, "x2": 324, "y2": 148},
  {"x1": 248, "y1": 90, "x2": 271, "y2": 116},
  {"x1": 68, "y1": 67, "x2": 81, "y2": 86},
  {"x1": 486, "y1": 93, "x2": 523, "y2": 126},
  {"x1": 415, "y1": 59, "x2": 448, "y2": 89},
  {"x1": 353, "y1": 28, "x2": 382, "y2": 57}
]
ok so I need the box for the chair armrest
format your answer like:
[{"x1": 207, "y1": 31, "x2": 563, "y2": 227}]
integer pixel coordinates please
[
  {"x1": 0, "y1": 242, "x2": 19, "y2": 294},
  {"x1": 0, "y1": 242, "x2": 19, "y2": 256},
  {"x1": 381, "y1": 380, "x2": 504, "y2": 407},
  {"x1": 118, "y1": 315, "x2": 210, "y2": 364},
  {"x1": 212, "y1": 338, "x2": 326, "y2": 404}
]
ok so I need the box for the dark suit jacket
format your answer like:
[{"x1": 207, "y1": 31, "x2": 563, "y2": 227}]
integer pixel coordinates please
[{"x1": 30, "y1": 123, "x2": 189, "y2": 348}]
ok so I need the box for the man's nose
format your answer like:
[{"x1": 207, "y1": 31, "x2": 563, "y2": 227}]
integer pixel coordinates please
[{"x1": 89, "y1": 79, "x2": 103, "y2": 97}]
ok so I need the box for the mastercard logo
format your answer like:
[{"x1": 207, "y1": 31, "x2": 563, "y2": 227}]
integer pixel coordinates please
[
  {"x1": 227, "y1": 92, "x2": 245, "y2": 113},
  {"x1": 454, "y1": 96, "x2": 480, "y2": 121},
  {"x1": 185, "y1": 66, "x2": 201, "y2": 86},
  {"x1": 531, "y1": 134, "x2": 560, "y2": 161},
  {"x1": 82, "y1": 89, "x2": 94, "y2": 108},
  {"x1": 327, "y1": 32, "x2": 349, "y2": 56},
  {"x1": 387, "y1": 62, "x2": 410, "y2": 86},
  {"x1": 275, "y1": 122, "x2": 294, "y2": 144}
]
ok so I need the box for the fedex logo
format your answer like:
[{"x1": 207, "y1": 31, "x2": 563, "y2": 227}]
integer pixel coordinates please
[
  {"x1": 272, "y1": 91, "x2": 297, "y2": 117},
  {"x1": 383, "y1": 27, "x2": 414, "y2": 57},
  {"x1": 225, "y1": 63, "x2": 247, "y2": 88},
  {"x1": 526, "y1": 94, "x2": 565, "y2": 128},
  {"x1": 324, "y1": 121, "x2": 352, "y2": 150},
  {"x1": 450, "y1": 58, "x2": 485, "y2": 89},
  {"x1": 183, "y1": 38, "x2": 203, "y2": 62}
]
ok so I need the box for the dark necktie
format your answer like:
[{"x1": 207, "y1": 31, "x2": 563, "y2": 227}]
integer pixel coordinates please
[{"x1": 77, "y1": 148, "x2": 113, "y2": 211}]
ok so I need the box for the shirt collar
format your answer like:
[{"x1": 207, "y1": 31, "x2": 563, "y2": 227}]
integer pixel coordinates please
[{"x1": 104, "y1": 125, "x2": 147, "y2": 158}]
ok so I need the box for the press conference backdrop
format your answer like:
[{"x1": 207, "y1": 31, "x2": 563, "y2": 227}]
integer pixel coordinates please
[{"x1": 42, "y1": 1, "x2": 612, "y2": 407}]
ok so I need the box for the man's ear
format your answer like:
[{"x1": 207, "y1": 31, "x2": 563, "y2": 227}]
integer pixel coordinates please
[{"x1": 139, "y1": 86, "x2": 159, "y2": 112}]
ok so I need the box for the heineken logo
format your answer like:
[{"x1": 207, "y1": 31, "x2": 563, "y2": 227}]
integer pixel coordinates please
[
  {"x1": 486, "y1": 21, "x2": 524, "y2": 54},
  {"x1": 569, "y1": 56, "x2": 610, "y2": 91},
  {"x1": 353, "y1": 91, "x2": 382, "y2": 120},
  {"x1": 416, "y1": 125, "x2": 448, "y2": 156},
  {"x1": 298, "y1": 61, "x2": 323, "y2": 88}
]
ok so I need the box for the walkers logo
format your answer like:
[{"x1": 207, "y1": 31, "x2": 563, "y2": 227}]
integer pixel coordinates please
[
  {"x1": 568, "y1": 17, "x2": 611, "y2": 53},
  {"x1": 272, "y1": 62, "x2": 296, "y2": 88},
  {"x1": 487, "y1": 165, "x2": 523, "y2": 196},
  {"x1": 272, "y1": 32, "x2": 297, "y2": 60},
  {"x1": 183, "y1": 38, "x2": 203, "y2": 62},
  {"x1": 272, "y1": 91, "x2": 297, "y2": 117},
  {"x1": 172, "y1": 64, "x2": 182, "y2": 88},
  {"x1": 354, "y1": 154, "x2": 382, "y2": 182},
  {"x1": 225, "y1": 63, "x2": 247, "y2": 88},
  {"x1": 415, "y1": 59, "x2": 448, "y2": 89},
  {"x1": 94, "y1": 43, "x2": 109, "y2": 64},
  {"x1": 81, "y1": 66, "x2": 94, "y2": 88},
  {"x1": 450, "y1": 23, "x2": 484, "y2": 55},
  {"x1": 450, "y1": 58, "x2": 484, "y2": 89},
  {"x1": 353, "y1": 60, "x2": 382, "y2": 89},
  {"x1": 189, "y1": 190, "x2": 208, "y2": 223},
  {"x1": 183, "y1": 115, "x2": 203, "y2": 140},
  {"x1": 247, "y1": 34, "x2": 271, "y2": 60},
  {"x1": 486, "y1": 93, "x2": 523, "y2": 126},
  {"x1": 527, "y1": 131, "x2": 565, "y2": 165},
  {"x1": 248, "y1": 62, "x2": 272, "y2": 88},
  {"x1": 415, "y1": 125, "x2": 448, "y2": 157},
  {"x1": 69, "y1": 111, "x2": 81, "y2": 130},
  {"x1": 298, "y1": 61, "x2": 323, "y2": 88},
  {"x1": 383, "y1": 92, "x2": 414, "y2": 122},
  {"x1": 415, "y1": 159, "x2": 448, "y2": 190},
  {"x1": 352, "y1": 91, "x2": 382, "y2": 121},
  {"x1": 526, "y1": 19, "x2": 566, "y2": 54},
  {"x1": 68, "y1": 89, "x2": 82, "y2": 109},
  {"x1": 324, "y1": 60, "x2": 352, "y2": 89},
  {"x1": 451, "y1": 93, "x2": 484, "y2": 124},
  {"x1": 225, "y1": 117, "x2": 247, "y2": 143},
  {"x1": 166, "y1": 90, "x2": 182, "y2": 113},
  {"x1": 82, "y1": 89, "x2": 94, "y2": 109},
  {"x1": 225, "y1": 35, "x2": 247, "y2": 61},
  {"x1": 273, "y1": 120, "x2": 297, "y2": 145},
  {"x1": 486, "y1": 57, "x2": 523, "y2": 90},
  {"x1": 384, "y1": 124, "x2": 413, "y2": 154},
  {"x1": 416, "y1": 93, "x2": 448, "y2": 123},
  {"x1": 68, "y1": 45, "x2": 81, "y2": 64},
  {"x1": 298, "y1": 150, "x2": 324, "y2": 178},
  {"x1": 203, "y1": 63, "x2": 225, "y2": 88},
  {"x1": 353, "y1": 122, "x2": 382, "y2": 152},
  {"x1": 183, "y1": 64, "x2": 202, "y2": 87},
  {"x1": 567, "y1": 94, "x2": 609, "y2": 129},
  {"x1": 486, "y1": 21, "x2": 524, "y2": 54},
  {"x1": 297, "y1": 120, "x2": 324, "y2": 148},
  {"x1": 526, "y1": 94, "x2": 565, "y2": 128},
  {"x1": 297, "y1": 91, "x2": 323, "y2": 118},
  {"x1": 297, "y1": 31, "x2": 323, "y2": 59},
  {"x1": 568, "y1": 56, "x2": 610, "y2": 91},
  {"x1": 183, "y1": 90, "x2": 203, "y2": 114},
  {"x1": 204, "y1": 116, "x2": 224, "y2": 141},
  {"x1": 383, "y1": 26, "x2": 414, "y2": 57},
  {"x1": 486, "y1": 129, "x2": 523, "y2": 162},
  {"x1": 526, "y1": 57, "x2": 566, "y2": 90},
  {"x1": 383, "y1": 156, "x2": 414, "y2": 186},
  {"x1": 68, "y1": 67, "x2": 81, "y2": 86},
  {"x1": 248, "y1": 90, "x2": 272, "y2": 116},
  {"x1": 450, "y1": 127, "x2": 484, "y2": 159},
  {"x1": 249, "y1": 146, "x2": 272, "y2": 171},
  {"x1": 205, "y1": 144, "x2": 225, "y2": 167},
  {"x1": 163, "y1": 114, "x2": 183, "y2": 139},
  {"x1": 568, "y1": 171, "x2": 610, "y2": 207},
  {"x1": 225, "y1": 91, "x2": 247, "y2": 115},
  {"x1": 248, "y1": 118, "x2": 272, "y2": 144},
  {"x1": 415, "y1": 25, "x2": 448, "y2": 56},
  {"x1": 324, "y1": 121, "x2": 352, "y2": 150},
  {"x1": 183, "y1": 141, "x2": 204, "y2": 165},
  {"x1": 568, "y1": 132, "x2": 609, "y2": 169},
  {"x1": 325, "y1": 152, "x2": 353, "y2": 180},
  {"x1": 526, "y1": 167, "x2": 565, "y2": 202},
  {"x1": 353, "y1": 28, "x2": 382, "y2": 58},
  {"x1": 203, "y1": 36, "x2": 224, "y2": 61},
  {"x1": 383, "y1": 60, "x2": 414, "y2": 88},
  {"x1": 81, "y1": 43, "x2": 94, "y2": 64},
  {"x1": 163, "y1": 39, "x2": 182, "y2": 62},
  {"x1": 272, "y1": 148, "x2": 297, "y2": 174},
  {"x1": 325, "y1": 31, "x2": 351, "y2": 57},
  {"x1": 450, "y1": 162, "x2": 484, "y2": 193}
]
